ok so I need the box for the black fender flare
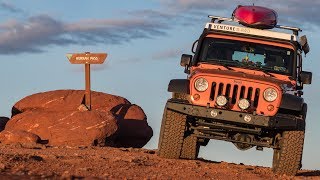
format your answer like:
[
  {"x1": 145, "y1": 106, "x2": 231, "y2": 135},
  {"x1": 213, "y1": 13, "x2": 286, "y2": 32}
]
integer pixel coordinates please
[
  {"x1": 279, "y1": 94, "x2": 304, "y2": 112},
  {"x1": 167, "y1": 79, "x2": 190, "y2": 94}
]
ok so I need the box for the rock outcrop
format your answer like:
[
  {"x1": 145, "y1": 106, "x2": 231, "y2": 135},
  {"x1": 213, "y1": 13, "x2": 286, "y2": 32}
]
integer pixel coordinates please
[
  {"x1": 110, "y1": 104, "x2": 154, "y2": 148},
  {"x1": 1, "y1": 90, "x2": 153, "y2": 147}
]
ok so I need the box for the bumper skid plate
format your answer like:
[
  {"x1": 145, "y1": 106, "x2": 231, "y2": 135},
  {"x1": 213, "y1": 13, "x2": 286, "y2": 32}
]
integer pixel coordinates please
[{"x1": 166, "y1": 100, "x2": 301, "y2": 130}]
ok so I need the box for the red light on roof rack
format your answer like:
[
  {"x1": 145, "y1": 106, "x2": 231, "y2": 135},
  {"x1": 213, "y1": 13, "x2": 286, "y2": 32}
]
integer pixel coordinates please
[{"x1": 232, "y1": 5, "x2": 278, "y2": 29}]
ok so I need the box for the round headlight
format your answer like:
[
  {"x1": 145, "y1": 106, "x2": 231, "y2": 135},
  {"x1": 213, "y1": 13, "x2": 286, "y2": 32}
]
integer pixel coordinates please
[
  {"x1": 238, "y1": 99, "x2": 250, "y2": 110},
  {"x1": 194, "y1": 78, "x2": 209, "y2": 92},
  {"x1": 263, "y1": 88, "x2": 278, "y2": 102},
  {"x1": 216, "y1": 95, "x2": 228, "y2": 106}
]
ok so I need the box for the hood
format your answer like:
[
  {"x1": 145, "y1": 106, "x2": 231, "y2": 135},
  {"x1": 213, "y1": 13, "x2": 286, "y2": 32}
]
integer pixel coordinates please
[{"x1": 190, "y1": 64, "x2": 296, "y2": 90}]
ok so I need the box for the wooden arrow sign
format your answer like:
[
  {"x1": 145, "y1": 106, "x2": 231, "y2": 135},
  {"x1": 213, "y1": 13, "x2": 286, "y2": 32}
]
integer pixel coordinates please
[{"x1": 67, "y1": 53, "x2": 107, "y2": 64}]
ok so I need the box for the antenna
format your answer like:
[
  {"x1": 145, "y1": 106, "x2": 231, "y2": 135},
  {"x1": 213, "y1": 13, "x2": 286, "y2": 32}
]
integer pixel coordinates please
[{"x1": 252, "y1": 0, "x2": 257, "y2": 6}]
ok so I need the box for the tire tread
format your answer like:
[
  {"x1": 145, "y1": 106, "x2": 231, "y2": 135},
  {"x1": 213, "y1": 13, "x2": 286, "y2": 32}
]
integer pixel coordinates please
[
  {"x1": 180, "y1": 135, "x2": 199, "y2": 159},
  {"x1": 272, "y1": 130, "x2": 305, "y2": 176},
  {"x1": 158, "y1": 109, "x2": 186, "y2": 159}
]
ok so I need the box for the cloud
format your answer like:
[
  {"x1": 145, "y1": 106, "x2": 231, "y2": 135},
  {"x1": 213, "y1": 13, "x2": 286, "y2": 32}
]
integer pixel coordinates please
[
  {"x1": 161, "y1": 0, "x2": 320, "y2": 29},
  {"x1": 0, "y1": 15, "x2": 66, "y2": 54},
  {"x1": 152, "y1": 49, "x2": 184, "y2": 60},
  {"x1": 162, "y1": 0, "x2": 235, "y2": 11},
  {"x1": 0, "y1": 14, "x2": 169, "y2": 55},
  {"x1": 0, "y1": 1, "x2": 25, "y2": 14},
  {"x1": 0, "y1": 1, "x2": 317, "y2": 55},
  {"x1": 128, "y1": 9, "x2": 175, "y2": 20},
  {"x1": 128, "y1": 8, "x2": 206, "y2": 30}
]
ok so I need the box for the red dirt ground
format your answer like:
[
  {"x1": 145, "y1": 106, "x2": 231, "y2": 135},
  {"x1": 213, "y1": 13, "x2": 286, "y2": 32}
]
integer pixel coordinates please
[
  {"x1": 0, "y1": 90, "x2": 318, "y2": 179},
  {"x1": 0, "y1": 145, "x2": 319, "y2": 179}
]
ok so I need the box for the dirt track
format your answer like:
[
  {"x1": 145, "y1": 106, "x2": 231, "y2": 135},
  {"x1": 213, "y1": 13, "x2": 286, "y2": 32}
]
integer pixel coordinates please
[{"x1": 0, "y1": 145, "x2": 319, "y2": 179}]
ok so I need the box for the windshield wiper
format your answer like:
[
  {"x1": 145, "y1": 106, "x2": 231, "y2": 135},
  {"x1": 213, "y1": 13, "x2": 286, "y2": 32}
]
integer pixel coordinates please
[
  {"x1": 240, "y1": 65, "x2": 275, "y2": 77},
  {"x1": 202, "y1": 59, "x2": 240, "y2": 70},
  {"x1": 201, "y1": 59, "x2": 275, "y2": 77},
  {"x1": 260, "y1": 69, "x2": 275, "y2": 77},
  {"x1": 220, "y1": 63, "x2": 234, "y2": 70}
]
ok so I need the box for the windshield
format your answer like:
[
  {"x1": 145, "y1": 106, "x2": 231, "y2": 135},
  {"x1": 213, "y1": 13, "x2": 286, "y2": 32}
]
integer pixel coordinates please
[{"x1": 199, "y1": 37, "x2": 294, "y2": 75}]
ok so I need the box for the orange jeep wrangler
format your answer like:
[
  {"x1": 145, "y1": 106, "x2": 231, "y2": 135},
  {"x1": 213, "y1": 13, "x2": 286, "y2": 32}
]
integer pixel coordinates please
[{"x1": 158, "y1": 11, "x2": 312, "y2": 176}]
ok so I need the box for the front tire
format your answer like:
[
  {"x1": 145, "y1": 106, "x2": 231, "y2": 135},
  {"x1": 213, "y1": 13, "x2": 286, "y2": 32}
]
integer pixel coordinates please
[
  {"x1": 272, "y1": 104, "x2": 307, "y2": 176},
  {"x1": 180, "y1": 135, "x2": 200, "y2": 159},
  {"x1": 158, "y1": 108, "x2": 187, "y2": 159},
  {"x1": 272, "y1": 130, "x2": 305, "y2": 176}
]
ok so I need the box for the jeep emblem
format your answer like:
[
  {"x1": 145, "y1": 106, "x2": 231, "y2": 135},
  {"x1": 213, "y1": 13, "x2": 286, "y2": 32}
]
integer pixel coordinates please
[{"x1": 234, "y1": 80, "x2": 242, "y2": 84}]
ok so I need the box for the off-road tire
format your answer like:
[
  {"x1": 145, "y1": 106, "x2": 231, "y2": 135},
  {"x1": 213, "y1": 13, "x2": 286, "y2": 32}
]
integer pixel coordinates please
[
  {"x1": 272, "y1": 104, "x2": 307, "y2": 176},
  {"x1": 158, "y1": 108, "x2": 187, "y2": 159},
  {"x1": 180, "y1": 135, "x2": 200, "y2": 159},
  {"x1": 272, "y1": 130, "x2": 305, "y2": 176}
]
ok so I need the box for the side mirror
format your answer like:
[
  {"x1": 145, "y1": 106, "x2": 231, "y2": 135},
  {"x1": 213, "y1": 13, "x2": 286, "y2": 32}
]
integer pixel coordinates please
[
  {"x1": 180, "y1": 54, "x2": 192, "y2": 67},
  {"x1": 300, "y1": 71, "x2": 312, "y2": 84},
  {"x1": 300, "y1": 35, "x2": 310, "y2": 55}
]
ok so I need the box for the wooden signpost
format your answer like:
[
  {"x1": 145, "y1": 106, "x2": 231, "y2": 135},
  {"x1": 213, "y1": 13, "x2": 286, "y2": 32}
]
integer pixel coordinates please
[{"x1": 67, "y1": 52, "x2": 108, "y2": 110}]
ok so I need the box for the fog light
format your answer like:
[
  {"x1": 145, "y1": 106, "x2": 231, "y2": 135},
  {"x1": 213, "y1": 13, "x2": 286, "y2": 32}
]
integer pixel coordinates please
[
  {"x1": 238, "y1": 99, "x2": 250, "y2": 110},
  {"x1": 211, "y1": 110, "x2": 218, "y2": 117},
  {"x1": 216, "y1": 95, "x2": 228, "y2": 106},
  {"x1": 267, "y1": 105, "x2": 274, "y2": 111},
  {"x1": 244, "y1": 115, "x2": 252, "y2": 122},
  {"x1": 192, "y1": 94, "x2": 200, "y2": 101}
]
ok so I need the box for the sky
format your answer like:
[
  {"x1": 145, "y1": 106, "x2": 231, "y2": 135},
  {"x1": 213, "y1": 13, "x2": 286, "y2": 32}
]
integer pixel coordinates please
[{"x1": 0, "y1": 0, "x2": 319, "y2": 170}]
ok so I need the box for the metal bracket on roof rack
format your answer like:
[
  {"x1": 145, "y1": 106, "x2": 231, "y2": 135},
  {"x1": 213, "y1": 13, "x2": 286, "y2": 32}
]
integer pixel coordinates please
[
  {"x1": 275, "y1": 25, "x2": 302, "y2": 35},
  {"x1": 208, "y1": 15, "x2": 239, "y2": 23}
]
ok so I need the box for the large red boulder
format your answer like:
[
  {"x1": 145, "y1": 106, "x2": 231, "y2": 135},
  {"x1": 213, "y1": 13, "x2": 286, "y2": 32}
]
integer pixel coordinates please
[
  {"x1": 110, "y1": 104, "x2": 153, "y2": 148},
  {"x1": 11, "y1": 90, "x2": 130, "y2": 116},
  {"x1": 6, "y1": 109, "x2": 118, "y2": 146},
  {"x1": 3, "y1": 90, "x2": 153, "y2": 147}
]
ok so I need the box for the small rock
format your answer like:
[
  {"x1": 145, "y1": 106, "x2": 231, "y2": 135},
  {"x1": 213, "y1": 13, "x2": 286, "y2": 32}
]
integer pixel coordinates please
[
  {"x1": 30, "y1": 155, "x2": 43, "y2": 161},
  {"x1": 141, "y1": 149, "x2": 156, "y2": 154},
  {"x1": 61, "y1": 171, "x2": 71, "y2": 179},
  {"x1": 0, "y1": 163, "x2": 6, "y2": 170},
  {"x1": 78, "y1": 104, "x2": 89, "y2": 112},
  {"x1": 119, "y1": 147, "x2": 129, "y2": 152},
  {"x1": 0, "y1": 130, "x2": 41, "y2": 145}
]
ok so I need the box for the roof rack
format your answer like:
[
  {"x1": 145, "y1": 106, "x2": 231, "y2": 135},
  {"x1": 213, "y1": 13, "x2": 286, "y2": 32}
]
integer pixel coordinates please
[
  {"x1": 275, "y1": 25, "x2": 302, "y2": 35},
  {"x1": 208, "y1": 15, "x2": 302, "y2": 35},
  {"x1": 208, "y1": 15, "x2": 237, "y2": 23}
]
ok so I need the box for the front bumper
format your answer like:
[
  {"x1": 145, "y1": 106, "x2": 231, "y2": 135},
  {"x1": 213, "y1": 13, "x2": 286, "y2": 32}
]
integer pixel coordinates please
[{"x1": 166, "y1": 99, "x2": 302, "y2": 130}]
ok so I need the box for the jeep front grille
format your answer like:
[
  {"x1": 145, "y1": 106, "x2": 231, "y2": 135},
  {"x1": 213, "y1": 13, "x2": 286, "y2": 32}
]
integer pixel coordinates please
[{"x1": 209, "y1": 82, "x2": 260, "y2": 108}]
